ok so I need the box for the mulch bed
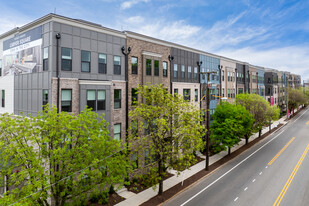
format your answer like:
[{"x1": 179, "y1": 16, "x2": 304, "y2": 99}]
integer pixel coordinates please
[
  {"x1": 126, "y1": 172, "x2": 174, "y2": 194},
  {"x1": 87, "y1": 192, "x2": 125, "y2": 206},
  {"x1": 140, "y1": 123, "x2": 284, "y2": 206}
]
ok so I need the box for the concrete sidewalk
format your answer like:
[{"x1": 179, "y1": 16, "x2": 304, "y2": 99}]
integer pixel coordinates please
[{"x1": 115, "y1": 116, "x2": 288, "y2": 206}]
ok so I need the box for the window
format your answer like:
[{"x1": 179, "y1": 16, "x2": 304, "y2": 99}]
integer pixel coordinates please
[
  {"x1": 1, "y1": 90, "x2": 5, "y2": 107},
  {"x1": 61, "y1": 48, "x2": 72, "y2": 71},
  {"x1": 0, "y1": 59, "x2": 2, "y2": 76},
  {"x1": 181, "y1": 65, "x2": 185, "y2": 78},
  {"x1": 228, "y1": 72, "x2": 230, "y2": 81},
  {"x1": 132, "y1": 88, "x2": 138, "y2": 106},
  {"x1": 154, "y1": 60, "x2": 159, "y2": 76},
  {"x1": 163, "y1": 61, "x2": 168, "y2": 77},
  {"x1": 131, "y1": 152, "x2": 138, "y2": 170},
  {"x1": 174, "y1": 64, "x2": 178, "y2": 78},
  {"x1": 61, "y1": 89, "x2": 72, "y2": 112},
  {"x1": 114, "y1": 56, "x2": 121, "y2": 75},
  {"x1": 144, "y1": 149, "x2": 150, "y2": 165},
  {"x1": 131, "y1": 121, "x2": 138, "y2": 137},
  {"x1": 238, "y1": 88, "x2": 243, "y2": 94},
  {"x1": 43, "y1": 47, "x2": 48, "y2": 71},
  {"x1": 233, "y1": 89, "x2": 235, "y2": 98},
  {"x1": 97, "y1": 90, "x2": 106, "y2": 110},
  {"x1": 174, "y1": 89, "x2": 178, "y2": 96},
  {"x1": 222, "y1": 88, "x2": 224, "y2": 97},
  {"x1": 195, "y1": 89, "x2": 198, "y2": 102},
  {"x1": 188, "y1": 66, "x2": 192, "y2": 79},
  {"x1": 194, "y1": 67, "x2": 198, "y2": 79},
  {"x1": 146, "y1": 59, "x2": 152, "y2": 75},
  {"x1": 232, "y1": 72, "x2": 235, "y2": 81},
  {"x1": 114, "y1": 124, "x2": 121, "y2": 141},
  {"x1": 114, "y1": 89, "x2": 121, "y2": 109},
  {"x1": 98, "y1": 54, "x2": 107, "y2": 74},
  {"x1": 42, "y1": 89, "x2": 48, "y2": 107},
  {"x1": 87, "y1": 90, "x2": 96, "y2": 110},
  {"x1": 131, "y1": 57, "x2": 138, "y2": 74},
  {"x1": 222, "y1": 70, "x2": 224, "y2": 81},
  {"x1": 183, "y1": 89, "x2": 191, "y2": 101}
]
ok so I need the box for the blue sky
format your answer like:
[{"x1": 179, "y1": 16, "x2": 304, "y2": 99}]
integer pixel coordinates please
[{"x1": 1, "y1": 0, "x2": 309, "y2": 81}]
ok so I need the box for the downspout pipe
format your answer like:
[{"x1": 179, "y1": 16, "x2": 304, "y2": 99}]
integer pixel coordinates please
[
  {"x1": 121, "y1": 46, "x2": 131, "y2": 145},
  {"x1": 56, "y1": 33, "x2": 61, "y2": 113},
  {"x1": 168, "y1": 55, "x2": 174, "y2": 94}
]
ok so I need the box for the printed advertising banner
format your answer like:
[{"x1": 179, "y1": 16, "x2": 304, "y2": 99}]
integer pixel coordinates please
[{"x1": 2, "y1": 26, "x2": 42, "y2": 76}]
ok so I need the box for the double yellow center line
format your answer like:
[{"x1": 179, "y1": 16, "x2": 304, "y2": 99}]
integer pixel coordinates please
[
  {"x1": 268, "y1": 137, "x2": 295, "y2": 166},
  {"x1": 273, "y1": 144, "x2": 309, "y2": 206}
]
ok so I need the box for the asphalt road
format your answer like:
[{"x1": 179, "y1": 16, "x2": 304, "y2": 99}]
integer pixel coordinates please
[{"x1": 164, "y1": 107, "x2": 309, "y2": 206}]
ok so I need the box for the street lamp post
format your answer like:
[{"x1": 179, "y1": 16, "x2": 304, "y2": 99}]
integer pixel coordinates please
[{"x1": 200, "y1": 66, "x2": 217, "y2": 171}]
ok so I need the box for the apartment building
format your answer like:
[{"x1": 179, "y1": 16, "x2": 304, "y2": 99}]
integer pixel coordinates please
[
  {"x1": 220, "y1": 57, "x2": 236, "y2": 104},
  {"x1": 249, "y1": 65, "x2": 258, "y2": 95},
  {"x1": 264, "y1": 70, "x2": 279, "y2": 105},
  {"x1": 0, "y1": 14, "x2": 127, "y2": 141},
  {"x1": 257, "y1": 67, "x2": 265, "y2": 98},
  {"x1": 236, "y1": 63, "x2": 250, "y2": 94}
]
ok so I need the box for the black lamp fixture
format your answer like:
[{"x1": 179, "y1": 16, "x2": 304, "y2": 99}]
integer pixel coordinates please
[{"x1": 168, "y1": 55, "x2": 174, "y2": 62}]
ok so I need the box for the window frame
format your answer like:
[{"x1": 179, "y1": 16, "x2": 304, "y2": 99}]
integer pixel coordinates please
[
  {"x1": 114, "y1": 124, "x2": 121, "y2": 141},
  {"x1": 154, "y1": 60, "x2": 159, "y2": 76},
  {"x1": 98, "y1": 53, "x2": 107, "y2": 74},
  {"x1": 132, "y1": 88, "x2": 138, "y2": 106},
  {"x1": 97, "y1": 90, "x2": 106, "y2": 111},
  {"x1": 131, "y1": 56, "x2": 138, "y2": 75},
  {"x1": 114, "y1": 89, "x2": 121, "y2": 109},
  {"x1": 1, "y1": 90, "x2": 5, "y2": 107},
  {"x1": 174, "y1": 64, "x2": 178, "y2": 78},
  {"x1": 183, "y1": 89, "x2": 191, "y2": 101},
  {"x1": 61, "y1": 89, "x2": 72, "y2": 112},
  {"x1": 42, "y1": 89, "x2": 48, "y2": 108},
  {"x1": 195, "y1": 89, "x2": 198, "y2": 102},
  {"x1": 113, "y1": 56, "x2": 121, "y2": 75},
  {"x1": 61, "y1": 47, "x2": 72, "y2": 71},
  {"x1": 163, "y1": 61, "x2": 168, "y2": 77},
  {"x1": 86, "y1": 90, "x2": 96, "y2": 111},
  {"x1": 181, "y1": 65, "x2": 185, "y2": 78},
  {"x1": 43, "y1": 47, "x2": 48, "y2": 71}
]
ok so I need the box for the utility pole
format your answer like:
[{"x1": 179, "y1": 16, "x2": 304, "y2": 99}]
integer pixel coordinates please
[{"x1": 200, "y1": 66, "x2": 217, "y2": 171}]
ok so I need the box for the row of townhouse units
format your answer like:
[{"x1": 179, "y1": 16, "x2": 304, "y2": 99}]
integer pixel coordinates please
[{"x1": 0, "y1": 13, "x2": 302, "y2": 150}]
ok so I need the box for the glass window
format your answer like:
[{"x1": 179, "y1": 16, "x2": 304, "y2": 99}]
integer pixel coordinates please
[
  {"x1": 222, "y1": 70, "x2": 224, "y2": 81},
  {"x1": 97, "y1": 90, "x2": 106, "y2": 110},
  {"x1": 174, "y1": 64, "x2": 178, "y2": 78},
  {"x1": 61, "y1": 89, "x2": 72, "y2": 112},
  {"x1": 114, "y1": 124, "x2": 121, "y2": 141},
  {"x1": 188, "y1": 66, "x2": 192, "y2": 79},
  {"x1": 0, "y1": 60, "x2": 2, "y2": 76},
  {"x1": 222, "y1": 88, "x2": 224, "y2": 97},
  {"x1": 183, "y1": 89, "x2": 191, "y2": 101},
  {"x1": 131, "y1": 152, "x2": 138, "y2": 170},
  {"x1": 174, "y1": 88, "x2": 178, "y2": 96},
  {"x1": 181, "y1": 65, "x2": 185, "y2": 78},
  {"x1": 61, "y1": 48, "x2": 72, "y2": 71},
  {"x1": 144, "y1": 149, "x2": 151, "y2": 165},
  {"x1": 232, "y1": 72, "x2": 235, "y2": 81},
  {"x1": 163, "y1": 61, "x2": 167, "y2": 77},
  {"x1": 114, "y1": 89, "x2": 121, "y2": 109},
  {"x1": 43, "y1": 47, "x2": 48, "y2": 71},
  {"x1": 154, "y1": 60, "x2": 159, "y2": 76},
  {"x1": 98, "y1": 53, "x2": 107, "y2": 74},
  {"x1": 114, "y1": 56, "x2": 121, "y2": 75},
  {"x1": 81, "y1": 51, "x2": 91, "y2": 72},
  {"x1": 131, "y1": 57, "x2": 138, "y2": 74},
  {"x1": 87, "y1": 90, "x2": 96, "y2": 110},
  {"x1": 194, "y1": 67, "x2": 198, "y2": 79},
  {"x1": 146, "y1": 59, "x2": 152, "y2": 75},
  {"x1": 132, "y1": 88, "x2": 138, "y2": 106},
  {"x1": 1, "y1": 90, "x2": 5, "y2": 107},
  {"x1": 195, "y1": 89, "x2": 198, "y2": 102},
  {"x1": 42, "y1": 89, "x2": 48, "y2": 107}
]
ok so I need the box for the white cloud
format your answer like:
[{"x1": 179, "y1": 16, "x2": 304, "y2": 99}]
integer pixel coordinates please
[
  {"x1": 121, "y1": 0, "x2": 150, "y2": 10},
  {"x1": 125, "y1": 16, "x2": 144, "y2": 24},
  {"x1": 218, "y1": 46, "x2": 309, "y2": 80}
]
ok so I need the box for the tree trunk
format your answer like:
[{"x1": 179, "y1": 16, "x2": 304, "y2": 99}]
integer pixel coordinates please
[
  {"x1": 158, "y1": 159, "x2": 163, "y2": 195},
  {"x1": 259, "y1": 129, "x2": 262, "y2": 138},
  {"x1": 269, "y1": 120, "x2": 271, "y2": 132},
  {"x1": 245, "y1": 135, "x2": 248, "y2": 145},
  {"x1": 228, "y1": 147, "x2": 231, "y2": 155}
]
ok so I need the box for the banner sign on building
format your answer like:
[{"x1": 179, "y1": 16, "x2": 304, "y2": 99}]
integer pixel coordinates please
[{"x1": 2, "y1": 26, "x2": 42, "y2": 76}]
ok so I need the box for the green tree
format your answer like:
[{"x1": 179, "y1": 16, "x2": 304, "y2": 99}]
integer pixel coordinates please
[
  {"x1": 236, "y1": 93, "x2": 279, "y2": 142},
  {"x1": 128, "y1": 84, "x2": 204, "y2": 195},
  {"x1": 210, "y1": 102, "x2": 254, "y2": 154},
  {"x1": 0, "y1": 106, "x2": 129, "y2": 206},
  {"x1": 288, "y1": 87, "x2": 308, "y2": 115}
]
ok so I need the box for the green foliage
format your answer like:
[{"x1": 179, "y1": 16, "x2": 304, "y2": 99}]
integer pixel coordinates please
[
  {"x1": 210, "y1": 102, "x2": 254, "y2": 153},
  {"x1": 288, "y1": 87, "x2": 308, "y2": 112},
  {"x1": 236, "y1": 93, "x2": 279, "y2": 133},
  {"x1": 0, "y1": 106, "x2": 129, "y2": 206},
  {"x1": 128, "y1": 84, "x2": 205, "y2": 195}
]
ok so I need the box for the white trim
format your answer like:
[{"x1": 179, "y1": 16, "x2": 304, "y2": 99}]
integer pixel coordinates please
[
  {"x1": 142, "y1": 51, "x2": 162, "y2": 58},
  {"x1": 79, "y1": 80, "x2": 112, "y2": 85}
]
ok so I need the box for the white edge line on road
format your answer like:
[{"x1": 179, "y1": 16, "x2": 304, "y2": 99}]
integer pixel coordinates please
[
  {"x1": 252, "y1": 179, "x2": 256, "y2": 183},
  {"x1": 259, "y1": 172, "x2": 262, "y2": 175},
  {"x1": 244, "y1": 187, "x2": 248, "y2": 191},
  {"x1": 234, "y1": 197, "x2": 238, "y2": 202},
  {"x1": 180, "y1": 108, "x2": 308, "y2": 206}
]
